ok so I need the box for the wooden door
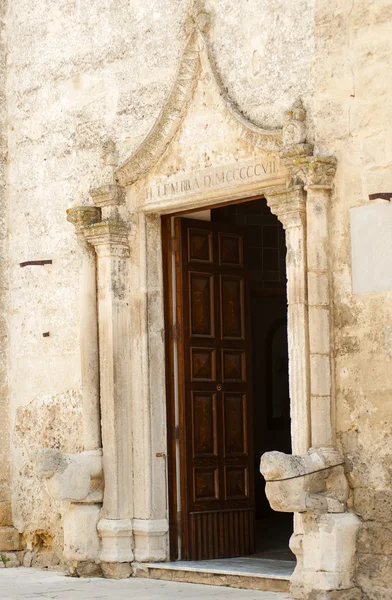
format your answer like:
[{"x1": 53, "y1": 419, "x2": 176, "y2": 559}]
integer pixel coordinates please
[{"x1": 175, "y1": 217, "x2": 254, "y2": 560}]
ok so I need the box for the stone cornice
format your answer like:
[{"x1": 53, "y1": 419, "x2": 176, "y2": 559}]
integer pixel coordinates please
[
  {"x1": 82, "y1": 221, "x2": 130, "y2": 258},
  {"x1": 66, "y1": 206, "x2": 102, "y2": 232}
]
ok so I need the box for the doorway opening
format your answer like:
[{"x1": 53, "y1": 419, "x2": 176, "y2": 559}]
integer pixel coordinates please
[{"x1": 163, "y1": 197, "x2": 294, "y2": 564}]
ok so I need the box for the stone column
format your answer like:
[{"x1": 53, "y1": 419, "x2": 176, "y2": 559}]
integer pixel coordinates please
[
  {"x1": 66, "y1": 206, "x2": 102, "y2": 451},
  {"x1": 82, "y1": 188, "x2": 133, "y2": 574},
  {"x1": 302, "y1": 157, "x2": 337, "y2": 449},
  {"x1": 265, "y1": 185, "x2": 310, "y2": 455}
]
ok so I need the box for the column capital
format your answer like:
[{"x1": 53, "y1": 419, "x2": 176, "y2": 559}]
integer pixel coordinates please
[
  {"x1": 82, "y1": 221, "x2": 130, "y2": 258},
  {"x1": 265, "y1": 185, "x2": 306, "y2": 229},
  {"x1": 66, "y1": 206, "x2": 101, "y2": 232},
  {"x1": 284, "y1": 155, "x2": 337, "y2": 190}
]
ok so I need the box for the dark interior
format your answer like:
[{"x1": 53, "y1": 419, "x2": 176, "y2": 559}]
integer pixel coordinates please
[{"x1": 211, "y1": 198, "x2": 295, "y2": 561}]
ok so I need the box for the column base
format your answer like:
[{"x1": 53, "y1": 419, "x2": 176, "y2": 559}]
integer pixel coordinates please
[
  {"x1": 290, "y1": 513, "x2": 361, "y2": 599},
  {"x1": 98, "y1": 518, "x2": 133, "y2": 563},
  {"x1": 0, "y1": 527, "x2": 21, "y2": 552},
  {"x1": 63, "y1": 504, "x2": 101, "y2": 562},
  {"x1": 133, "y1": 519, "x2": 168, "y2": 562}
]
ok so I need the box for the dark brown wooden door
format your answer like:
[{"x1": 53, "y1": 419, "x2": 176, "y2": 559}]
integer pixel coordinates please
[{"x1": 176, "y1": 217, "x2": 254, "y2": 560}]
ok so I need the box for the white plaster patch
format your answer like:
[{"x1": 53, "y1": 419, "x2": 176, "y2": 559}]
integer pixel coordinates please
[{"x1": 351, "y1": 202, "x2": 392, "y2": 294}]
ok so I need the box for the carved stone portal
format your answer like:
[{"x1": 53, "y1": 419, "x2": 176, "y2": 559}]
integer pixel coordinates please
[{"x1": 58, "y1": 1, "x2": 361, "y2": 595}]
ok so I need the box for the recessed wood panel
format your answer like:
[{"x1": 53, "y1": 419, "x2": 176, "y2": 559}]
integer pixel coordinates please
[
  {"x1": 224, "y1": 393, "x2": 246, "y2": 455},
  {"x1": 188, "y1": 228, "x2": 213, "y2": 263},
  {"x1": 220, "y1": 233, "x2": 243, "y2": 266},
  {"x1": 225, "y1": 467, "x2": 249, "y2": 500},
  {"x1": 191, "y1": 348, "x2": 216, "y2": 381},
  {"x1": 194, "y1": 468, "x2": 218, "y2": 502},
  {"x1": 190, "y1": 273, "x2": 214, "y2": 336},
  {"x1": 192, "y1": 392, "x2": 217, "y2": 456},
  {"x1": 222, "y1": 350, "x2": 246, "y2": 382},
  {"x1": 221, "y1": 276, "x2": 244, "y2": 339}
]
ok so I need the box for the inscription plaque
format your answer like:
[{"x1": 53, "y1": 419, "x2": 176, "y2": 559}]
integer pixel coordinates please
[{"x1": 145, "y1": 157, "x2": 284, "y2": 202}]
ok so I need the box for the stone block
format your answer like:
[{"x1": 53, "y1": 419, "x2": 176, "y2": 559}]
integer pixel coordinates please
[
  {"x1": 0, "y1": 527, "x2": 21, "y2": 551},
  {"x1": 357, "y1": 553, "x2": 392, "y2": 587},
  {"x1": 357, "y1": 521, "x2": 392, "y2": 555},
  {"x1": 101, "y1": 562, "x2": 131, "y2": 579},
  {"x1": 75, "y1": 560, "x2": 103, "y2": 578},
  {"x1": 63, "y1": 503, "x2": 100, "y2": 562},
  {"x1": 354, "y1": 488, "x2": 392, "y2": 522}
]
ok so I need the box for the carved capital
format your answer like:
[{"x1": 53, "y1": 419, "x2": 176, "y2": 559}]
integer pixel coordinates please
[
  {"x1": 284, "y1": 155, "x2": 337, "y2": 190},
  {"x1": 90, "y1": 184, "x2": 124, "y2": 208},
  {"x1": 82, "y1": 221, "x2": 130, "y2": 259},
  {"x1": 66, "y1": 206, "x2": 101, "y2": 232},
  {"x1": 265, "y1": 185, "x2": 306, "y2": 229}
]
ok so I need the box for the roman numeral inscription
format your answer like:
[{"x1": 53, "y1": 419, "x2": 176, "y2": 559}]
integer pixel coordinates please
[{"x1": 145, "y1": 157, "x2": 284, "y2": 201}]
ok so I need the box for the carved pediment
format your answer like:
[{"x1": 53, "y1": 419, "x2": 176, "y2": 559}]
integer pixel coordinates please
[{"x1": 115, "y1": 4, "x2": 286, "y2": 199}]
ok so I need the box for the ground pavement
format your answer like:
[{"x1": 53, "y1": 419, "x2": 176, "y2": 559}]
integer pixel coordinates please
[{"x1": 0, "y1": 567, "x2": 291, "y2": 600}]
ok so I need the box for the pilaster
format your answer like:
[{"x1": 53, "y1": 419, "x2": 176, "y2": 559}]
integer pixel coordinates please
[
  {"x1": 265, "y1": 185, "x2": 310, "y2": 455},
  {"x1": 82, "y1": 193, "x2": 134, "y2": 564},
  {"x1": 286, "y1": 156, "x2": 337, "y2": 449}
]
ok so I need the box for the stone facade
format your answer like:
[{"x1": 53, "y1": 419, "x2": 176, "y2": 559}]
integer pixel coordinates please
[{"x1": 1, "y1": 0, "x2": 392, "y2": 598}]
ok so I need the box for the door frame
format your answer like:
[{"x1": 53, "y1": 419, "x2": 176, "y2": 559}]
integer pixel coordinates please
[{"x1": 122, "y1": 180, "x2": 312, "y2": 563}]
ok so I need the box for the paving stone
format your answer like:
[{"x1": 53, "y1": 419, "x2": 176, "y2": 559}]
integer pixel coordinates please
[{"x1": 0, "y1": 567, "x2": 291, "y2": 600}]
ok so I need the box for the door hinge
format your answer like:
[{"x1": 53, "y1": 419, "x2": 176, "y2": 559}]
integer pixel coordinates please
[
  {"x1": 172, "y1": 425, "x2": 181, "y2": 441},
  {"x1": 170, "y1": 237, "x2": 180, "y2": 253},
  {"x1": 171, "y1": 323, "x2": 181, "y2": 340}
]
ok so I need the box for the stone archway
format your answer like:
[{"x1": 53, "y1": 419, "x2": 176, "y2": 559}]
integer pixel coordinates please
[{"x1": 65, "y1": 3, "x2": 360, "y2": 597}]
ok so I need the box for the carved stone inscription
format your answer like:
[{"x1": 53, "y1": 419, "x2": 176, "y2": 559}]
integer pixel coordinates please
[{"x1": 145, "y1": 157, "x2": 284, "y2": 202}]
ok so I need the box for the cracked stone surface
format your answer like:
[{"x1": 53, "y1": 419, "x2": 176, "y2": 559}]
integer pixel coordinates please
[{"x1": 0, "y1": 568, "x2": 290, "y2": 600}]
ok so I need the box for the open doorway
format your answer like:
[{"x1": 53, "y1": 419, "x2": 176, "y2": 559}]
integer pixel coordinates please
[{"x1": 163, "y1": 197, "x2": 294, "y2": 563}]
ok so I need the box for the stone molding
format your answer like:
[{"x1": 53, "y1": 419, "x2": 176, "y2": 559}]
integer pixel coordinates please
[{"x1": 116, "y1": 3, "x2": 282, "y2": 188}]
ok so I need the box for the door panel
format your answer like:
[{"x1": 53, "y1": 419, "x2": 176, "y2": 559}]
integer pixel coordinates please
[{"x1": 177, "y1": 217, "x2": 254, "y2": 560}]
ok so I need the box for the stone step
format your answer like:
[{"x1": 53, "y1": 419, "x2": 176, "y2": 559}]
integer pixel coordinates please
[{"x1": 135, "y1": 557, "x2": 295, "y2": 593}]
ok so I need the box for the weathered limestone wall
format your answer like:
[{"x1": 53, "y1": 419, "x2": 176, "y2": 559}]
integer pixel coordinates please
[
  {"x1": 313, "y1": 1, "x2": 392, "y2": 598},
  {"x1": 5, "y1": 0, "x2": 315, "y2": 563},
  {"x1": 0, "y1": 0, "x2": 11, "y2": 530},
  {"x1": 5, "y1": 0, "x2": 392, "y2": 592}
]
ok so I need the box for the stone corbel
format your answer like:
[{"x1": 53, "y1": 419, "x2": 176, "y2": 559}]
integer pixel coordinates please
[
  {"x1": 33, "y1": 448, "x2": 103, "y2": 505},
  {"x1": 260, "y1": 448, "x2": 348, "y2": 515}
]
